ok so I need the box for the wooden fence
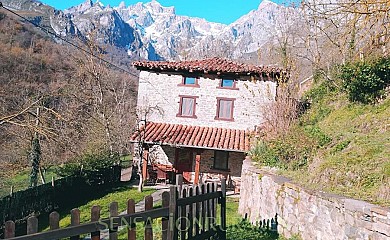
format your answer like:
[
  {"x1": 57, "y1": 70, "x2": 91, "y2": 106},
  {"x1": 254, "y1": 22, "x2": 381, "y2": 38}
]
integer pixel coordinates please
[
  {"x1": 0, "y1": 166, "x2": 122, "y2": 226},
  {"x1": 2, "y1": 180, "x2": 227, "y2": 240}
]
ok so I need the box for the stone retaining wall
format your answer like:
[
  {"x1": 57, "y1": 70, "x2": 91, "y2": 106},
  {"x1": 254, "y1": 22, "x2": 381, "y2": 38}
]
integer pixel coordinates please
[{"x1": 238, "y1": 158, "x2": 390, "y2": 240}]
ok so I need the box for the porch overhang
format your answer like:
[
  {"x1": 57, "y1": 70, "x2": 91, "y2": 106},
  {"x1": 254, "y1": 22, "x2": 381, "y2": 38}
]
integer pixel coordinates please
[{"x1": 130, "y1": 122, "x2": 251, "y2": 153}]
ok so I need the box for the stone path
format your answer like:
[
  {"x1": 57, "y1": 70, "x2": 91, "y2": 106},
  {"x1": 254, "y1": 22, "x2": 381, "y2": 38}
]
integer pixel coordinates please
[
  {"x1": 122, "y1": 185, "x2": 170, "y2": 214},
  {"x1": 83, "y1": 185, "x2": 170, "y2": 240}
]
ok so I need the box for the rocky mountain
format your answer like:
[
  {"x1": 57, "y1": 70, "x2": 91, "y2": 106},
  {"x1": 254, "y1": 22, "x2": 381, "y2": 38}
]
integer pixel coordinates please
[
  {"x1": 189, "y1": 0, "x2": 302, "y2": 61},
  {"x1": 113, "y1": 0, "x2": 226, "y2": 60},
  {"x1": 1, "y1": 0, "x2": 300, "y2": 62}
]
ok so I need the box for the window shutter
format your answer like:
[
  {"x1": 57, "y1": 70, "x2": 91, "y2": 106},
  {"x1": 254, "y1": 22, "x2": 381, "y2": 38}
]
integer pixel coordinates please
[{"x1": 181, "y1": 97, "x2": 194, "y2": 116}]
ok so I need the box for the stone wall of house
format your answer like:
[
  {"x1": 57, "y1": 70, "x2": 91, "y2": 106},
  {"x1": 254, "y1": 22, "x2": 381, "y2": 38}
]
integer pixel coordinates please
[
  {"x1": 198, "y1": 150, "x2": 244, "y2": 178},
  {"x1": 239, "y1": 158, "x2": 390, "y2": 240},
  {"x1": 137, "y1": 71, "x2": 277, "y2": 130}
]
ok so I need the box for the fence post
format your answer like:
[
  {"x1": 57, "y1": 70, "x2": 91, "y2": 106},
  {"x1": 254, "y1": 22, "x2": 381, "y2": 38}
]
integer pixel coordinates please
[
  {"x1": 180, "y1": 188, "x2": 187, "y2": 240},
  {"x1": 27, "y1": 216, "x2": 38, "y2": 234},
  {"x1": 144, "y1": 195, "x2": 153, "y2": 240},
  {"x1": 220, "y1": 178, "x2": 227, "y2": 240},
  {"x1": 4, "y1": 220, "x2": 15, "y2": 238},
  {"x1": 187, "y1": 187, "x2": 194, "y2": 238},
  {"x1": 162, "y1": 192, "x2": 170, "y2": 240},
  {"x1": 176, "y1": 174, "x2": 183, "y2": 194},
  {"x1": 167, "y1": 186, "x2": 178, "y2": 240},
  {"x1": 49, "y1": 211, "x2": 60, "y2": 230},
  {"x1": 127, "y1": 199, "x2": 136, "y2": 240},
  {"x1": 201, "y1": 184, "x2": 206, "y2": 233},
  {"x1": 71, "y1": 208, "x2": 80, "y2": 240},
  {"x1": 207, "y1": 183, "x2": 212, "y2": 231},
  {"x1": 194, "y1": 185, "x2": 200, "y2": 235},
  {"x1": 109, "y1": 202, "x2": 118, "y2": 240},
  {"x1": 91, "y1": 205, "x2": 101, "y2": 240},
  {"x1": 49, "y1": 211, "x2": 59, "y2": 240}
]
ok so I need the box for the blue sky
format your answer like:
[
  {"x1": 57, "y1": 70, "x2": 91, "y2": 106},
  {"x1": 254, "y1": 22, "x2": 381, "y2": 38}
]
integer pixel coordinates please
[{"x1": 39, "y1": 0, "x2": 298, "y2": 24}]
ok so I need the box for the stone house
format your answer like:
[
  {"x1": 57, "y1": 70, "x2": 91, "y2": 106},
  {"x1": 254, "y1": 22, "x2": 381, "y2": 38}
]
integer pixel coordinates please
[{"x1": 130, "y1": 57, "x2": 284, "y2": 185}]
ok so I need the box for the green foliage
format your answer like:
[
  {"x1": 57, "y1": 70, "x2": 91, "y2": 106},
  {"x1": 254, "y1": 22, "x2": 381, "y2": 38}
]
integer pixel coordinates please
[
  {"x1": 303, "y1": 125, "x2": 331, "y2": 147},
  {"x1": 331, "y1": 140, "x2": 351, "y2": 154},
  {"x1": 340, "y1": 57, "x2": 390, "y2": 103},
  {"x1": 301, "y1": 106, "x2": 331, "y2": 125},
  {"x1": 251, "y1": 59, "x2": 390, "y2": 206},
  {"x1": 227, "y1": 219, "x2": 279, "y2": 240},
  {"x1": 56, "y1": 151, "x2": 120, "y2": 178},
  {"x1": 251, "y1": 129, "x2": 317, "y2": 170},
  {"x1": 250, "y1": 141, "x2": 281, "y2": 168},
  {"x1": 304, "y1": 79, "x2": 336, "y2": 105}
]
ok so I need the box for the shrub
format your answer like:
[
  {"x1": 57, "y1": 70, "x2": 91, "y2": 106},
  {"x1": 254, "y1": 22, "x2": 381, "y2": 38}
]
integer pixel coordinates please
[
  {"x1": 55, "y1": 151, "x2": 120, "y2": 179},
  {"x1": 303, "y1": 125, "x2": 332, "y2": 147},
  {"x1": 303, "y1": 79, "x2": 335, "y2": 104},
  {"x1": 227, "y1": 219, "x2": 279, "y2": 240},
  {"x1": 249, "y1": 140, "x2": 281, "y2": 168},
  {"x1": 250, "y1": 129, "x2": 315, "y2": 170},
  {"x1": 340, "y1": 57, "x2": 390, "y2": 103}
]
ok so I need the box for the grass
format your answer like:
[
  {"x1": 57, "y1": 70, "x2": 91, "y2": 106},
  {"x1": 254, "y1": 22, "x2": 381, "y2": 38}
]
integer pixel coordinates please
[
  {"x1": 116, "y1": 196, "x2": 241, "y2": 240},
  {"x1": 0, "y1": 168, "x2": 59, "y2": 197},
  {"x1": 0, "y1": 154, "x2": 132, "y2": 198},
  {"x1": 276, "y1": 87, "x2": 390, "y2": 206},
  {"x1": 120, "y1": 155, "x2": 133, "y2": 168},
  {"x1": 116, "y1": 196, "x2": 296, "y2": 240},
  {"x1": 55, "y1": 185, "x2": 156, "y2": 228}
]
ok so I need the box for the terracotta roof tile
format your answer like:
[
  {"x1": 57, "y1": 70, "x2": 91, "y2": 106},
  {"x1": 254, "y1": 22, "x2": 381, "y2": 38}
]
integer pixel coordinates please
[
  {"x1": 133, "y1": 57, "x2": 285, "y2": 78},
  {"x1": 130, "y1": 122, "x2": 251, "y2": 152}
]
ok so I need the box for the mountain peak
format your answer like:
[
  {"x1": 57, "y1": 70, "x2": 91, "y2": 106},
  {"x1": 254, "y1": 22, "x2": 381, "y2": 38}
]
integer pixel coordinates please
[
  {"x1": 144, "y1": 0, "x2": 175, "y2": 15},
  {"x1": 64, "y1": 0, "x2": 93, "y2": 13},
  {"x1": 258, "y1": 0, "x2": 277, "y2": 9},
  {"x1": 95, "y1": 0, "x2": 104, "y2": 7},
  {"x1": 118, "y1": 1, "x2": 126, "y2": 9}
]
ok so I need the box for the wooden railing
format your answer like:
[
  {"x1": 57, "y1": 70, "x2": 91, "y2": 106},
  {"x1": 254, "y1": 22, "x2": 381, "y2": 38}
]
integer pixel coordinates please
[{"x1": 2, "y1": 179, "x2": 227, "y2": 240}]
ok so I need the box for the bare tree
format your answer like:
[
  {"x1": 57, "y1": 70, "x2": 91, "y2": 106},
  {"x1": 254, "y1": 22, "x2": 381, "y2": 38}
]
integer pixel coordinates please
[
  {"x1": 302, "y1": 0, "x2": 390, "y2": 65},
  {"x1": 71, "y1": 32, "x2": 136, "y2": 155},
  {"x1": 132, "y1": 104, "x2": 163, "y2": 192}
]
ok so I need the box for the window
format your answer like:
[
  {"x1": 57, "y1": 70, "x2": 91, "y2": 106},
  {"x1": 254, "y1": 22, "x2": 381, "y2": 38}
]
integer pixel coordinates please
[
  {"x1": 218, "y1": 79, "x2": 238, "y2": 89},
  {"x1": 184, "y1": 77, "x2": 196, "y2": 85},
  {"x1": 213, "y1": 150, "x2": 229, "y2": 170},
  {"x1": 178, "y1": 76, "x2": 200, "y2": 87},
  {"x1": 177, "y1": 95, "x2": 198, "y2": 118},
  {"x1": 215, "y1": 98, "x2": 235, "y2": 121},
  {"x1": 221, "y1": 79, "x2": 234, "y2": 87}
]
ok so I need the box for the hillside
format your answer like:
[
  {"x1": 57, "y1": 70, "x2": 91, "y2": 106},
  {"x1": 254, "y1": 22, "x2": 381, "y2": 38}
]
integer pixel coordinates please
[
  {"x1": 251, "y1": 59, "x2": 390, "y2": 207},
  {"x1": 0, "y1": 11, "x2": 137, "y2": 187}
]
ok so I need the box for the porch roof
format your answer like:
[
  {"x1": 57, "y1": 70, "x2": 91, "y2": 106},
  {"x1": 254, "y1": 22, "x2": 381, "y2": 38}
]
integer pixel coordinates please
[{"x1": 130, "y1": 122, "x2": 251, "y2": 152}]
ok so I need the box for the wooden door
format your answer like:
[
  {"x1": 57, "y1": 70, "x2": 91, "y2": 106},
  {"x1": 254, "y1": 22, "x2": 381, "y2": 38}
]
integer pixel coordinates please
[{"x1": 175, "y1": 148, "x2": 193, "y2": 182}]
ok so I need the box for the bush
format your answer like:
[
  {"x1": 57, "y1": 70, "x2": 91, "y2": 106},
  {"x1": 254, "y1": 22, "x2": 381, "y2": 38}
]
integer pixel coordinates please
[
  {"x1": 250, "y1": 129, "x2": 315, "y2": 170},
  {"x1": 303, "y1": 125, "x2": 331, "y2": 147},
  {"x1": 340, "y1": 57, "x2": 390, "y2": 103},
  {"x1": 250, "y1": 141, "x2": 281, "y2": 168},
  {"x1": 227, "y1": 219, "x2": 279, "y2": 240},
  {"x1": 303, "y1": 79, "x2": 336, "y2": 105},
  {"x1": 55, "y1": 151, "x2": 120, "y2": 183}
]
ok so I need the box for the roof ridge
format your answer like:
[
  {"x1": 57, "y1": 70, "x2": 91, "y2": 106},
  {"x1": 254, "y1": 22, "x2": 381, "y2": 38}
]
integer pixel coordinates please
[{"x1": 133, "y1": 57, "x2": 285, "y2": 77}]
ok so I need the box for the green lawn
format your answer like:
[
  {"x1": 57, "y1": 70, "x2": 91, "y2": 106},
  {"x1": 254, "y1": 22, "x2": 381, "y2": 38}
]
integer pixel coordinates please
[
  {"x1": 0, "y1": 168, "x2": 59, "y2": 197},
  {"x1": 56, "y1": 186, "x2": 156, "y2": 228}
]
